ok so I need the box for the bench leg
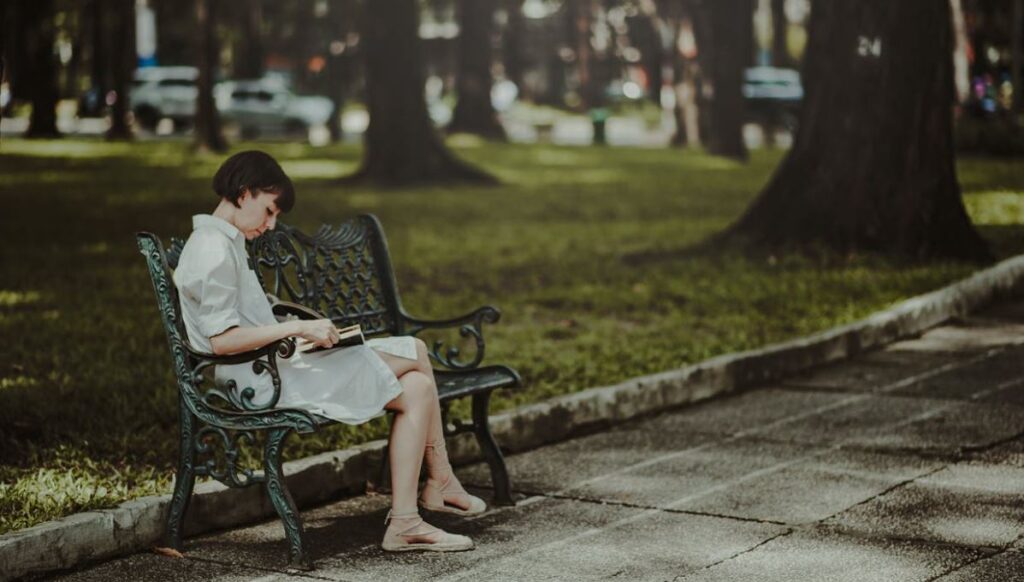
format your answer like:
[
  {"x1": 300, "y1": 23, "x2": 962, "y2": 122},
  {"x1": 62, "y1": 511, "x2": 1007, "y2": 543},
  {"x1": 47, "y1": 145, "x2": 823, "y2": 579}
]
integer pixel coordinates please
[
  {"x1": 471, "y1": 392, "x2": 515, "y2": 506},
  {"x1": 264, "y1": 428, "x2": 313, "y2": 570},
  {"x1": 166, "y1": 402, "x2": 197, "y2": 550}
]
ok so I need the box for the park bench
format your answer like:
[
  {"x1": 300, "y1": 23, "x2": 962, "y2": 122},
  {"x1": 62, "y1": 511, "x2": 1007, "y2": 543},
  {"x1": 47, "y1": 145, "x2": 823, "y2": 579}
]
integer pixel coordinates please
[{"x1": 137, "y1": 213, "x2": 520, "y2": 568}]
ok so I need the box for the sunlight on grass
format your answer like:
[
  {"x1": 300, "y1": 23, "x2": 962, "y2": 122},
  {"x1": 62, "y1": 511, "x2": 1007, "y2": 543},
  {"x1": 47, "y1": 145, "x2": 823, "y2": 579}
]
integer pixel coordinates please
[
  {"x1": 0, "y1": 140, "x2": 135, "y2": 159},
  {"x1": 0, "y1": 138, "x2": 1022, "y2": 535},
  {"x1": 0, "y1": 376, "x2": 36, "y2": 391},
  {"x1": 0, "y1": 290, "x2": 42, "y2": 307},
  {"x1": 280, "y1": 159, "x2": 353, "y2": 179},
  {"x1": 964, "y1": 190, "x2": 1024, "y2": 225}
]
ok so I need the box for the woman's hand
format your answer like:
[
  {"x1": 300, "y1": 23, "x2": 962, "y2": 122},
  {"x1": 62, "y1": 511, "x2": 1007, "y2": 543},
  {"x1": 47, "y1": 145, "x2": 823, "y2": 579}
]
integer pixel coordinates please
[{"x1": 295, "y1": 319, "x2": 339, "y2": 349}]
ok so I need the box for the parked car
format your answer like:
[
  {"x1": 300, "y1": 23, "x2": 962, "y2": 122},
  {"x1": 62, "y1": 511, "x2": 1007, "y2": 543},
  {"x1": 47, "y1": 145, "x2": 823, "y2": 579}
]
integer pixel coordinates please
[
  {"x1": 130, "y1": 66, "x2": 199, "y2": 130},
  {"x1": 742, "y1": 66, "x2": 803, "y2": 129},
  {"x1": 217, "y1": 79, "x2": 333, "y2": 139}
]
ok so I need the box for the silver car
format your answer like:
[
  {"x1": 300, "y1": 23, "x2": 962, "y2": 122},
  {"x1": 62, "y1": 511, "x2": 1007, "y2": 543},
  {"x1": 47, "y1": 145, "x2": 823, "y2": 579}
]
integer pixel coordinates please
[
  {"x1": 217, "y1": 79, "x2": 333, "y2": 139},
  {"x1": 130, "y1": 66, "x2": 199, "y2": 130}
]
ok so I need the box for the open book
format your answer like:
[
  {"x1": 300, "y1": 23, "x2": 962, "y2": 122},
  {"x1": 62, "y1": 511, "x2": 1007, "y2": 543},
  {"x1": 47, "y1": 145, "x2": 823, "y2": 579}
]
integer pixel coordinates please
[{"x1": 295, "y1": 324, "x2": 365, "y2": 354}]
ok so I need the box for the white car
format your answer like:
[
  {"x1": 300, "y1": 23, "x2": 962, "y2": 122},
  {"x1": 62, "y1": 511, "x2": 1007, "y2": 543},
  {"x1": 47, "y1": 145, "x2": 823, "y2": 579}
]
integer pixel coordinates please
[
  {"x1": 130, "y1": 66, "x2": 199, "y2": 130},
  {"x1": 217, "y1": 79, "x2": 334, "y2": 139}
]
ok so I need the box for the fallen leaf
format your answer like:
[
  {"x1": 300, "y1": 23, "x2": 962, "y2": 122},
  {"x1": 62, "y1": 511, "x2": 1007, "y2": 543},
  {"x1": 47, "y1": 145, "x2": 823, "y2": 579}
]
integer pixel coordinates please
[{"x1": 152, "y1": 546, "x2": 185, "y2": 559}]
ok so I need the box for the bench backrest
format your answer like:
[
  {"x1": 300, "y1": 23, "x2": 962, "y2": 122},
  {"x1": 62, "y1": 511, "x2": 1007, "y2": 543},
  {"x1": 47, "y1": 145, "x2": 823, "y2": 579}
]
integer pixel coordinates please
[
  {"x1": 136, "y1": 233, "x2": 206, "y2": 407},
  {"x1": 248, "y1": 214, "x2": 406, "y2": 336}
]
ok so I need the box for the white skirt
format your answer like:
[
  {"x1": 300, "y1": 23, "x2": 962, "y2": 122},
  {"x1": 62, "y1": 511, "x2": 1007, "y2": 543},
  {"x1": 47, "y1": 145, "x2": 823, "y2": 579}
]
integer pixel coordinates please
[{"x1": 215, "y1": 336, "x2": 417, "y2": 424}]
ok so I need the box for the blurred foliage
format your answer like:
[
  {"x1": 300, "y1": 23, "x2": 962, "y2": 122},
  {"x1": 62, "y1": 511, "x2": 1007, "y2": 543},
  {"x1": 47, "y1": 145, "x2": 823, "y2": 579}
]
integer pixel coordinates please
[{"x1": 1, "y1": 140, "x2": 1023, "y2": 533}]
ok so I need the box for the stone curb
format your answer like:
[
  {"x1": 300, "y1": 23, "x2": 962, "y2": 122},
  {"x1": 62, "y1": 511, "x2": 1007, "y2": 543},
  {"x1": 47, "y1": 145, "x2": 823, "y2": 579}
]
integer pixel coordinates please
[{"x1": 5, "y1": 254, "x2": 1024, "y2": 581}]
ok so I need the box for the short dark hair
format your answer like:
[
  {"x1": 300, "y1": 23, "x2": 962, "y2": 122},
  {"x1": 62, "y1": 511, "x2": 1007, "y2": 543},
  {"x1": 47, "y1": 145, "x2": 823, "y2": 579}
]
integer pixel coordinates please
[{"x1": 212, "y1": 150, "x2": 295, "y2": 213}]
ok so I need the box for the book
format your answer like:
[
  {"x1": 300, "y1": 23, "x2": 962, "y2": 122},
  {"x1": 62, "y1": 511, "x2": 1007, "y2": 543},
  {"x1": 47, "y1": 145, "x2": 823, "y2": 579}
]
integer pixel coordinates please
[{"x1": 295, "y1": 324, "x2": 365, "y2": 354}]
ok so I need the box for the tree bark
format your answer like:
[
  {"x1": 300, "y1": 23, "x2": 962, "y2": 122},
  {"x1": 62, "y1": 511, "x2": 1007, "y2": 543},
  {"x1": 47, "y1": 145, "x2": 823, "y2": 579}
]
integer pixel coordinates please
[
  {"x1": 349, "y1": 0, "x2": 495, "y2": 185},
  {"x1": 1012, "y1": 0, "x2": 1023, "y2": 114},
  {"x1": 502, "y1": 0, "x2": 526, "y2": 94},
  {"x1": 449, "y1": 0, "x2": 506, "y2": 139},
  {"x1": 706, "y1": 0, "x2": 751, "y2": 160},
  {"x1": 770, "y1": 0, "x2": 789, "y2": 67},
  {"x1": 195, "y1": 0, "x2": 227, "y2": 152},
  {"x1": 233, "y1": 0, "x2": 264, "y2": 79},
  {"x1": 106, "y1": 0, "x2": 134, "y2": 140},
  {"x1": 24, "y1": 0, "x2": 60, "y2": 138},
  {"x1": 724, "y1": 0, "x2": 990, "y2": 261}
]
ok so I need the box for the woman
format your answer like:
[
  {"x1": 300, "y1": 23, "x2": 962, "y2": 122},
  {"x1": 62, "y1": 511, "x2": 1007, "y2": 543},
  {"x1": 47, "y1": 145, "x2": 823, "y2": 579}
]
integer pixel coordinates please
[{"x1": 173, "y1": 150, "x2": 484, "y2": 552}]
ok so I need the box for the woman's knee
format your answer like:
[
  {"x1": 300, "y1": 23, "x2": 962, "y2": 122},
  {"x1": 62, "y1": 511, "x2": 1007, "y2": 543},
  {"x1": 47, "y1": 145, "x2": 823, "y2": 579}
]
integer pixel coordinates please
[
  {"x1": 413, "y1": 338, "x2": 434, "y2": 372},
  {"x1": 400, "y1": 371, "x2": 436, "y2": 404}
]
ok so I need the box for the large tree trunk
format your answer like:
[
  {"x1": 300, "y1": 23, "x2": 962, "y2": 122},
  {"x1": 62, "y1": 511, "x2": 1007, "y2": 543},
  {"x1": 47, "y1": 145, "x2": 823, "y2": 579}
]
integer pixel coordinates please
[
  {"x1": 349, "y1": 0, "x2": 495, "y2": 185},
  {"x1": 233, "y1": 0, "x2": 264, "y2": 79},
  {"x1": 23, "y1": 0, "x2": 61, "y2": 138},
  {"x1": 194, "y1": 0, "x2": 227, "y2": 152},
  {"x1": 502, "y1": 0, "x2": 525, "y2": 95},
  {"x1": 706, "y1": 0, "x2": 752, "y2": 160},
  {"x1": 448, "y1": 0, "x2": 506, "y2": 139},
  {"x1": 106, "y1": 0, "x2": 134, "y2": 140},
  {"x1": 1012, "y1": 0, "x2": 1023, "y2": 114},
  {"x1": 724, "y1": 1, "x2": 990, "y2": 261},
  {"x1": 664, "y1": 0, "x2": 703, "y2": 147},
  {"x1": 770, "y1": 0, "x2": 789, "y2": 67}
]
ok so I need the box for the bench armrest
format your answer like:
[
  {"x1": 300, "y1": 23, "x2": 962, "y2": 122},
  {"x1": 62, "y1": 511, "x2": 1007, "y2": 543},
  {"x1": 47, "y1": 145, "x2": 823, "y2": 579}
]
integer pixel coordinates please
[
  {"x1": 184, "y1": 336, "x2": 298, "y2": 414},
  {"x1": 401, "y1": 306, "x2": 501, "y2": 370},
  {"x1": 268, "y1": 296, "x2": 327, "y2": 321}
]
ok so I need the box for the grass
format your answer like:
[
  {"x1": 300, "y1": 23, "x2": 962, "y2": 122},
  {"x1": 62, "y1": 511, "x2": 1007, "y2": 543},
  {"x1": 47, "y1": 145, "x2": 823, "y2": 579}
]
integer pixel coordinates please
[{"x1": 1, "y1": 138, "x2": 1023, "y2": 535}]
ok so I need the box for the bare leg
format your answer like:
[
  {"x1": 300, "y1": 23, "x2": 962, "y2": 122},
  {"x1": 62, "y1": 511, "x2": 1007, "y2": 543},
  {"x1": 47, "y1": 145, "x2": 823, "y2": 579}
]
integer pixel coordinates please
[
  {"x1": 378, "y1": 342, "x2": 476, "y2": 548},
  {"x1": 376, "y1": 341, "x2": 476, "y2": 511}
]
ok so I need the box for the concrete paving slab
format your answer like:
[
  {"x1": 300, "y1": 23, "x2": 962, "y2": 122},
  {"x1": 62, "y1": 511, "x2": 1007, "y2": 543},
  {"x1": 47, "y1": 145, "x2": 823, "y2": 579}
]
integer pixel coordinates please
[
  {"x1": 635, "y1": 388, "x2": 850, "y2": 438},
  {"x1": 678, "y1": 448, "x2": 942, "y2": 525},
  {"x1": 457, "y1": 424, "x2": 720, "y2": 494},
  {"x1": 278, "y1": 497, "x2": 786, "y2": 582},
  {"x1": 885, "y1": 346, "x2": 1024, "y2": 402},
  {"x1": 970, "y1": 436, "x2": 1024, "y2": 468},
  {"x1": 826, "y1": 464, "x2": 1024, "y2": 548},
  {"x1": 681, "y1": 528, "x2": 985, "y2": 582},
  {"x1": 558, "y1": 438, "x2": 825, "y2": 511},
  {"x1": 759, "y1": 394, "x2": 946, "y2": 447},
  {"x1": 933, "y1": 549, "x2": 1024, "y2": 581},
  {"x1": 50, "y1": 551, "x2": 309, "y2": 582},
  {"x1": 783, "y1": 349, "x2": 958, "y2": 392},
  {"x1": 843, "y1": 400, "x2": 1024, "y2": 455}
]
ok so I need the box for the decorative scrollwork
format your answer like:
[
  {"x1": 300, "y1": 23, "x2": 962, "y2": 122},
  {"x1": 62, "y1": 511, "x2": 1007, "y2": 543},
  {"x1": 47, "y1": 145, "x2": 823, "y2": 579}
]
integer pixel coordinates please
[
  {"x1": 406, "y1": 306, "x2": 501, "y2": 370},
  {"x1": 194, "y1": 426, "x2": 263, "y2": 488}
]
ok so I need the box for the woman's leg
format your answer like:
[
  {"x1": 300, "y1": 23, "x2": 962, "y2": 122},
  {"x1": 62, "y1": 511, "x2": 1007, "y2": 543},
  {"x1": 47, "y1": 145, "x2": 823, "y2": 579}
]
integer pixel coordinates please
[{"x1": 376, "y1": 340, "x2": 477, "y2": 511}]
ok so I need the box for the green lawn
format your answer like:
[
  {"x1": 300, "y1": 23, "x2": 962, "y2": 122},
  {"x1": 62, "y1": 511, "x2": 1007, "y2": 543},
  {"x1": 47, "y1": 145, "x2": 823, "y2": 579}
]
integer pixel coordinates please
[{"x1": 2, "y1": 139, "x2": 1023, "y2": 534}]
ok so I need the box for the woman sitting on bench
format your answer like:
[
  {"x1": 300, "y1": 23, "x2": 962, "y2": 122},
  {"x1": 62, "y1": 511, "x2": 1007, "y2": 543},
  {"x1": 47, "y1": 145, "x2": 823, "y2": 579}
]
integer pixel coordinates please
[{"x1": 173, "y1": 150, "x2": 484, "y2": 553}]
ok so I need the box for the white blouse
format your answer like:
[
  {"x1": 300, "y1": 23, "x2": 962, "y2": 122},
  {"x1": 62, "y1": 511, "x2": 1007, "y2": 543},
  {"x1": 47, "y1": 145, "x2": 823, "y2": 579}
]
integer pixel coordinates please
[{"x1": 173, "y1": 214, "x2": 414, "y2": 424}]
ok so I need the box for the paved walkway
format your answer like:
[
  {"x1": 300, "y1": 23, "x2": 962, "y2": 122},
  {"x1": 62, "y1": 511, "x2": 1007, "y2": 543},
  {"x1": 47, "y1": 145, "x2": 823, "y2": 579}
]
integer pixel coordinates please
[{"x1": 53, "y1": 299, "x2": 1024, "y2": 581}]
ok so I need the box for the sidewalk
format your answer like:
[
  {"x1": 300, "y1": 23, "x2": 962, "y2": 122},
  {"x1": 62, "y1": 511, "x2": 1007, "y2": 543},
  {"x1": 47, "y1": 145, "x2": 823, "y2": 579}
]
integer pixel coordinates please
[{"x1": 51, "y1": 298, "x2": 1024, "y2": 581}]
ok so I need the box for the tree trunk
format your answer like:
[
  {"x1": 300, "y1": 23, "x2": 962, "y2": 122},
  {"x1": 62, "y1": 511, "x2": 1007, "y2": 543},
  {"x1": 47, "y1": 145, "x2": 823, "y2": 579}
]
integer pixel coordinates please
[
  {"x1": 770, "y1": 0, "x2": 789, "y2": 67},
  {"x1": 195, "y1": 0, "x2": 227, "y2": 152},
  {"x1": 349, "y1": 0, "x2": 495, "y2": 185},
  {"x1": 724, "y1": 0, "x2": 990, "y2": 261},
  {"x1": 106, "y1": 0, "x2": 134, "y2": 140},
  {"x1": 706, "y1": 0, "x2": 751, "y2": 160},
  {"x1": 1012, "y1": 0, "x2": 1023, "y2": 114},
  {"x1": 503, "y1": 0, "x2": 525, "y2": 95},
  {"x1": 950, "y1": 0, "x2": 970, "y2": 106},
  {"x1": 234, "y1": 0, "x2": 264, "y2": 79},
  {"x1": 24, "y1": 0, "x2": 60, "y2": 138},
  {"x1": 665, "y1": 0, "x2": 703, "y2": 147},
  {"x1": 449, "y1": 0, "x2": 506, "y2": 139}
]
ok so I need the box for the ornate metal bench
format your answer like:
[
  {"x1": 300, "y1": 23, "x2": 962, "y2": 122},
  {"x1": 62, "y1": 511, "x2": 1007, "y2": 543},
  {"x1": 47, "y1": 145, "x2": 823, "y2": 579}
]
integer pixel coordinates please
[{"x1": 137, "y1": 213, "x2": 520, "y2": 568}]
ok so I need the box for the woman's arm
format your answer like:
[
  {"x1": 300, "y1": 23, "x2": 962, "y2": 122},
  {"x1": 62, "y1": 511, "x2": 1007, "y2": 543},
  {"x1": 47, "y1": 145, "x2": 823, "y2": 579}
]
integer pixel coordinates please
[{"x1": 210, "y1": 318, "x2": 339, "y2": 355}]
